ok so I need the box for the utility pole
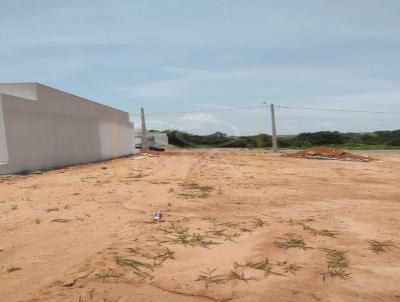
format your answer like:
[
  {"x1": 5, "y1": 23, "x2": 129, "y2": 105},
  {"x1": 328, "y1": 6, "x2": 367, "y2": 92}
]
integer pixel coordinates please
[
  {"x1": 270, "y1": 103, "x2": 278, "y2": 153},
  {"x1": 140, "y1": 107, "x2": 148, "y2": 152}
]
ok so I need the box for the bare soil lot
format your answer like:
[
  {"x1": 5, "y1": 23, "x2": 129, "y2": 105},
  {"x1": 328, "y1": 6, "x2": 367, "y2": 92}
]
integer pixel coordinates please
[{"x1": 1, "y1": 149, "x2": 399, "y2": 302}]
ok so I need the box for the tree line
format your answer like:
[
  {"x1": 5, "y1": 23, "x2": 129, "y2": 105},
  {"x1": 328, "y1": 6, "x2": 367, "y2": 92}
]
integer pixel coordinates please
[{"x1": 162, "y1": 129, "x2": 400, "y2": 149}]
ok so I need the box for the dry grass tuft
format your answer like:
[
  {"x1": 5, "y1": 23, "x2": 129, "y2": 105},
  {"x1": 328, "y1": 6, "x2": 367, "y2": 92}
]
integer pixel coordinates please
[
  {"x1": 274, "y1": 234, "x2": 314, "y2": 250},
  {"x1": 153, "y1": 247, "x2": 175, "y2": 267},
  {"x1": 161, "y1": 224, "x2": 221, "y2": 248},
  {"x1": 281, "y1": 218, "x2": 337, "y2": 237},
  {"x1": 234, "y1": 258, "x2": 285, "y2": 277},
  {"x1": 275, "y1": 261, "x2": 303, "y2": 275},
  {"x1": 319, "y1": 248, "x2": 350, "y2": 281},
  {"x1": 51, "y1": 218, "x2": 73, "y2": 223},
  {"x1": 196, "y1": 268, "x2": 226, "y2": 288},
  {"x1": 7, "y1": 266, "x2": 21, "y2": 273},
  {"x1": 115, "y1": 256, "x2": 153, "y2": 278},
  {"x1": 367, "y1": 239, "x2": 397, "y2": 254},
  {"x1": 179, "y1": 182, "x2": 215, "y2": 198},
  {"x1": 228, "y1": 270, "x2": 256, "y2": 282}
]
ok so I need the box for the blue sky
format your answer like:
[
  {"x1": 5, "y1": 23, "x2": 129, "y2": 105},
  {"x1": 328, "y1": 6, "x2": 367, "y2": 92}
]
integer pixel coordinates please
[{"x1": 1, "y1": 0, "x2": 399, "y2": 134}]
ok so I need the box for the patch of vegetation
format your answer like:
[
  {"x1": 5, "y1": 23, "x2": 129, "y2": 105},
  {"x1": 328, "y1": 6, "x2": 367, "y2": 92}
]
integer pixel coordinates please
[
  {"x1": 319, "y1": 248, "x2": 350, "y2": 281},
  {"x1": 127, "y1": 172, "x2": 146, "y2": 179},
  {"x1": 161, "y1": 224, "x2": 221, "y2": 248},
  {"x1": 215, "y1": 221, "x2": 241, "y2": 229},
  {"x1": 51, "y1": 218, "x2": 73, "y2": 223},
  {"x1": 45, "y1": 208, "x2": 59, "y2": 212},
  {"x1": 252, "y1": 218, "x2": 267, "y2": 227},
  {"x1": 149, "y1": 181, "x2": 170, "y2": 185},
  {"x1": 196, "y1": 268, "x2": 226, "y2": 288},
  {"x1": 10, "y1": 204, "x2": 18, "y2": 210},
  {"x1": 228, "y1": 270, "x2": 256, "y2": 282},
  {"x1": 281, "y1": 218, "x2": 337, "y2": 238},
  {"x1": 34, "y1": 218, "x2": 41, "y2": 224},
  {"x1": 7, "y1": 266, "x2": 21, "y2": 273},
  {"x1": 153, "y1": 248, "x2": 175, "y2": 267},
  {"x1": 206, "y1": 228, "x2": 241, "y2": 243},
  {"x1": 302, "y1": 224, "x2": 338, "y2": 238},
  {"x1": 179, "y1": 182, "x2": 214, "y2": 198},
  {"x1": 164, "y1": 129, "x2": 400, "y2": 149},
  {"x1": 367, "y1": 240, "x2": 397, "y2": 254},
  {"x1": 115, "y1": 256, "x2": 153, "y2": 278},
  {"x1": 274, "y1": 234, "x2": 314, "y2": 250},
  {"x1": 126, "y1": 247, "x2": 139, "y2": 254},
  {"x1": 95, "y1": 269, "x2": 123, "y2": 281},
  {"x1": 275, "y1": 261, "x2": 303, "y2": 275},
  {"x1": 234, "y1": 258, "x2": 284, "y2": 277}
]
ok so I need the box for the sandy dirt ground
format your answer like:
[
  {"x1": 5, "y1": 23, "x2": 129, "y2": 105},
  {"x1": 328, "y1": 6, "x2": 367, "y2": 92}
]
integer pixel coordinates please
[{"x1": 0, "y1": 149, "x2": 400, "y2": 302}]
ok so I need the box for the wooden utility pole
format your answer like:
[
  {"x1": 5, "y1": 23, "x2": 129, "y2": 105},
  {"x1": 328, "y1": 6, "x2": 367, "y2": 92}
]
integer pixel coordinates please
[
  {"x1": 140, "y1": 107, "x2": 148, "y2": 152},
  {"x1": 270, "y1": 104, "x2": 278, "y2": 153}
]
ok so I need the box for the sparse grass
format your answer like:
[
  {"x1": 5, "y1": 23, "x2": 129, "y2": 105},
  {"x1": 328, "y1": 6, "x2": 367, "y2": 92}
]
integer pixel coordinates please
[
  {"x1": 281, "y1": 218, "x2": 337, "y2": 237},
  {"x1": 10, "y1": 204, "x2": 18, "y2": 210},
  {"x1": 153, "y1": 247, "x2": 175, "y2": 267},
  {"x1": 216, "y1": 221, "x2": 241, "y2": 229},
  {"x1": 127, "y1": 172, "x2": 146, "y2": 179},
  {"x1": 228, "y1": 270, "x2": 256, "y2": 282},
  {"x1": 95, "y1": 269, "x2": 123, "y2": 281},
  {"x1": 7, "y1": 266, "x2": 21, "y2": 273},
  {"x1": 234, "y1": 258, "x2": 285, "y2": 277},
  {"x1": 115, "y1": 256, "x2": 153, "y2": 278},
  {"x1": 274, "y1": 234, "x2": 314, "y2": 250},
  {"x1": 281, "y1": 217, "x2": 315, "y2": 226},
  {"x1": 252, "y1": 218, "x2": 266, "y2": 227},
  {"x1": 301, "y1": 224, "x2": 338, "y2": 238},
  {"x1": 240, "y1": 226, "x2": 254, "y2": 233},
  {"x1": 45, "y1": 208, "x2": 59, "y2": 212},
  {"x1": 178, "y1": 193, "x2": 197, "y2": 198},
  {"x1": 34, "y1": 218, "x2": 41, "y2": 224},
  {"x1": 206, "y1": 228, "x2": 240, "y2": 243},
  {"x1": 149, "y1": 181, "x2": 170, "y2": 185},
  {"x1": 179, "y1": 182, "x2": 214, "y2": 198},
  {"x1": 275, "y1": 261, "x2": 303, "y2": 275},
  {"x1": 367, "y1": 239, "x2": 397, "y2": 254},
  {"x1": 320, "y1": 248, "x2": 350, "y2": 281},
  {"x1": 126, "y1": 247, "x2": 138, "y2": 254},
  {"x1": 183, "y1": 182, "x2": 214, "y2": 193},
  {"x1": 51, "y1": 218, "x2": 73, "y2": 223},
  {"x1": 161, "y1": 224, "x2": 221, "y2": 248},
  {"x1": 196, "y1": 268, "x2": 226, "y2": 288}
]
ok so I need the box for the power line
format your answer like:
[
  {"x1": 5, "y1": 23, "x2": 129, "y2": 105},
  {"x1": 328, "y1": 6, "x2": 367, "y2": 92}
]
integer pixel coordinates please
[
  {"x1": 276, "y1": 105, "x2": 400, "y2": 115},
  {"x1": 130, "y1": 104, "x2": 400, "y2": 116},
  {"x1": 131, "y1": 105, "x2": 264, "y2": 116}
]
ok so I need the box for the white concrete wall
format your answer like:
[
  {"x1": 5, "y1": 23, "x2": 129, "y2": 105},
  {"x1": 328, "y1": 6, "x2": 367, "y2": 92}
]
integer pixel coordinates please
[
  {"x1": 0, "y1": 83, "x2": 135, "y2": 174},
  {"x1": 0, "y1": 97, "x2": 9, "y2": 164}
]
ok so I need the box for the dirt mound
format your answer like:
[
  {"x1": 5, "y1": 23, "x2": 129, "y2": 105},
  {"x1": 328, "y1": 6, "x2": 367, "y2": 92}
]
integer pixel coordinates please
[{"x1": 286, "y1": 147, "x2": 372, "y2": 162}]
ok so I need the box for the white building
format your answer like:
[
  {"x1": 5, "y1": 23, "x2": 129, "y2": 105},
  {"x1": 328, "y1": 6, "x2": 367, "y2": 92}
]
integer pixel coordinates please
[{"x1": 0, "y1": 83, "x2": 135, "y2": 175}]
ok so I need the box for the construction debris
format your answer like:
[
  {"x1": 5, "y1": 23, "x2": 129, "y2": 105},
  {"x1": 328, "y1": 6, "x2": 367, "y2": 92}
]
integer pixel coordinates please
[
  {"x1": 132, "y1": 153, "x2": 160, "y2": 160},
  {"x1": 285, "y1": 147, "x2": 372, "y2": 162},
  {"x1": 153, "y1": 211, "x2": 163, "y2": 222}
]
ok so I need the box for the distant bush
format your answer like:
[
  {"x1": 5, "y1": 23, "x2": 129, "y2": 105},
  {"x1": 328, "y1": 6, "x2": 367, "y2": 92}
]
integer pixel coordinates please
[{"x1": 162, "y1": 129, "x2": 400, "y2": 149}]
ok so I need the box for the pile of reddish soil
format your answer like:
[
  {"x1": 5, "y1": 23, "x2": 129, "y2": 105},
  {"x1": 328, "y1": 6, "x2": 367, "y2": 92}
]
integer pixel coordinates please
[{"x1": 286, "y1": 146, "x2": 372, "y2": 162}]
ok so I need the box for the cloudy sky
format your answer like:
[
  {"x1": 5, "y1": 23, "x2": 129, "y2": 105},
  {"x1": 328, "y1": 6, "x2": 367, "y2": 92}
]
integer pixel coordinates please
[{"x1": 1, "y1": 0, "x2": 399, "y2": 134}]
